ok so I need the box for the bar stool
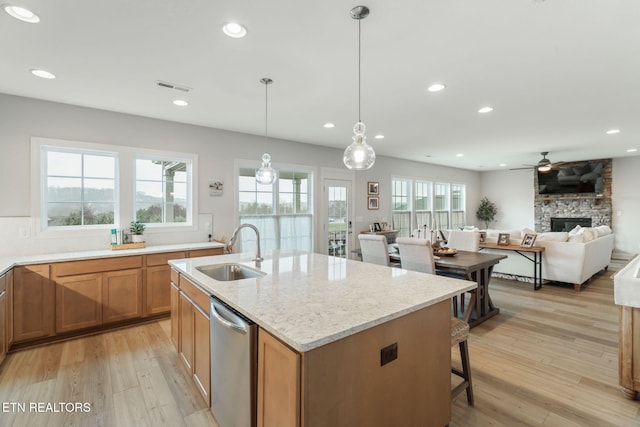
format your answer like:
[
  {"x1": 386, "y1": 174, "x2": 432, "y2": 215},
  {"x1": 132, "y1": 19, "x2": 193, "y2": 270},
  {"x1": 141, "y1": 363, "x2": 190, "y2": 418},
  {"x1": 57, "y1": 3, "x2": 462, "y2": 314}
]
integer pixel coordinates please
[{"x1": 450, "y1": 317, "x2": 474, "y2": 405}]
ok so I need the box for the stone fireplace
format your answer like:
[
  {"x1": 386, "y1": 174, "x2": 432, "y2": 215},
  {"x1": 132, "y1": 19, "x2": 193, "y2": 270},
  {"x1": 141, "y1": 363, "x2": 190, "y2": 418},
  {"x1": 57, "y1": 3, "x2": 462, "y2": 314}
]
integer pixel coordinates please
[{"x1": 534, "y1": 158, "x2": 612, "y2": 232}]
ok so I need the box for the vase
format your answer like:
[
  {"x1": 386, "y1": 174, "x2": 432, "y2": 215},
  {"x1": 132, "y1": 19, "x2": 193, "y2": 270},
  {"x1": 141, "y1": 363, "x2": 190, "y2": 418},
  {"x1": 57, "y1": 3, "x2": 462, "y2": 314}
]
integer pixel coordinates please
[{"x1": 131, "y1": 234, "x2": 144, "y2": 243}]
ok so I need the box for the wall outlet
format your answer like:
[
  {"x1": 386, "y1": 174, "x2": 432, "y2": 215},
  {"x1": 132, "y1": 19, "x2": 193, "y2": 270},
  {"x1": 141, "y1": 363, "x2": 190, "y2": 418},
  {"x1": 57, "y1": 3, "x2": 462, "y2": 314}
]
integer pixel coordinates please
[
  {"x1": 19, "y1": 226, "x2": 31, "y2": 239},
  {"x1": 380, "y1": 342, "x2": 398, "y2": 366}
]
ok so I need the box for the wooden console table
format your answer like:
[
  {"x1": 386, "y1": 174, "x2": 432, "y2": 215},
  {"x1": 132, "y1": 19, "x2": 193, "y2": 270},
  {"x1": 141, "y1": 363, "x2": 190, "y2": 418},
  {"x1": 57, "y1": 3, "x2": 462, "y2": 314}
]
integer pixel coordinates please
[{"x1": 479, "y1": 243, "x2": 545, "y2": 290}]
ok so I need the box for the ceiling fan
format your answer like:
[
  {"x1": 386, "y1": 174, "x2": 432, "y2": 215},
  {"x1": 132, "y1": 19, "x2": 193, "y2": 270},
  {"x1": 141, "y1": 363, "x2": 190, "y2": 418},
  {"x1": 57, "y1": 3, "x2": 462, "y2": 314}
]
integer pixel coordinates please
[{"x1": 511, "y1": 151, "x2": 564, "y2": 172}]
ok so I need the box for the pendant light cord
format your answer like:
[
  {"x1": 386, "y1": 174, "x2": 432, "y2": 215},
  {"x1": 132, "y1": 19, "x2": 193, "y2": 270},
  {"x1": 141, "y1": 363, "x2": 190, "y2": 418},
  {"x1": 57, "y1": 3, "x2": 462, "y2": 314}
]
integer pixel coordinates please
[
  {"x1": 358, "y1": 17, "x2": 362, "y2": 123},
  {"x1": 264, "y1": 81, "x2": 268, "y2": 140}
]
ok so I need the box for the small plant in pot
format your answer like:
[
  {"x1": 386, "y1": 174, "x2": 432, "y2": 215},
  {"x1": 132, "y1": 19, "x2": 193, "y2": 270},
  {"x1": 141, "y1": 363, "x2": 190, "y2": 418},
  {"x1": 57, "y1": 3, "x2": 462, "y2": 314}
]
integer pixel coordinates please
[{"x1": 130, "y1": 221, "x2": 146, "y2": 243}]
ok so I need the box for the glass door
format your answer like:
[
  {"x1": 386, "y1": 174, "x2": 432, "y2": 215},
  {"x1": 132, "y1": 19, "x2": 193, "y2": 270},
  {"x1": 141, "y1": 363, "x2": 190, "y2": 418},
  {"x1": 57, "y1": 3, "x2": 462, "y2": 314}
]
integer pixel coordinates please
[{"x1": 324, "y1": 179, "x2": 351, "y2": 258}]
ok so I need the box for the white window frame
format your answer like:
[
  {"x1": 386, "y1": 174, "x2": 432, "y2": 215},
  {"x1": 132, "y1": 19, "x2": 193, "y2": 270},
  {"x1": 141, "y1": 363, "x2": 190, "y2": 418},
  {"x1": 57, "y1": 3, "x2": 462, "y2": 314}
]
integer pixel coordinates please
[
  {"x1": 234, "y1": 159, "x2": 315, "y2": 252},
  {"x1": 31, "y1": 137, "x2": 198, "y2": 239}
]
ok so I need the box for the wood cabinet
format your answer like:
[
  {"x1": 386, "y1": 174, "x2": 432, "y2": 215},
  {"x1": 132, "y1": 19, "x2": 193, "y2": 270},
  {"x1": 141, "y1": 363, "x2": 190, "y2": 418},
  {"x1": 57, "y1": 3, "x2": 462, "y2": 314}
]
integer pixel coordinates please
[
  {"x1": 0, "y1": 273, "x2": 6, "y2": 365},
  {"x1": 102, "y1": 269, "x2": 143, "y2": 324},
  {"x1": 13, "y1": 264, "x2": 54, "y2": 343},
  {"x1": 257, "y1": 329, "x2": 300, "y2": 427},
  {"x1": 55, "y1": 273, "x2": 103, "y2": 333},
  {"x1": 145, "y1": 251, "x2": 186, "y2": 317},
  {"x1": 187, "y1": 248, "x2": 223, "y2": 258},
  {"x1": 257, "y1": 300, "x2": 450, "y2": 427},
  {"x1": 173, "y1": 272, "x2": 212, "y2": 405},
  {"x1": 6, "y1": 269, "x2": 13, "y2": 349},
  {"x1": 619, "y1": 305, "x2": 640, "y2": 399}
]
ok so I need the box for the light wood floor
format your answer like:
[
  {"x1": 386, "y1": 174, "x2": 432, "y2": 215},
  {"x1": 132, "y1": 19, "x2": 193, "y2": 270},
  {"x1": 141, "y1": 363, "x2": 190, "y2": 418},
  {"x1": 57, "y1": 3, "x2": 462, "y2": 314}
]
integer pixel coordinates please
[{"x1": 0, "y1": 265, "x2": 638, "y2": 426}]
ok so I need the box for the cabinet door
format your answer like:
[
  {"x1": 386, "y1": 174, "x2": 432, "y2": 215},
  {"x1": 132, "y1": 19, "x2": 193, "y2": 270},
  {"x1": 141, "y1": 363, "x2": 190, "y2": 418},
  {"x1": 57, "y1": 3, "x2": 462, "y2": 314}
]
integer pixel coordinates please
[
  {"x1": 13, "y1": 265, "x2": 54, "y2": 342},
  {"x1": 6, "y1": 269, "x2": 13, "y2": 348},
  {"x1": 170, "y1": 282, "x2": 180, "y2": 350},
  {"x1": 55, "y1": 273, "x2": 103, "y2": 333},
  {"x1": 193, "y1": 303, "x2": 211, "y2": 405},
  {"x1": 0, "y1": 288, "x2": 6, "y2": 365},
  {"x1": 257, "y1": 329, "x2": 300, "y2": 427},
  {"x1": 145, "y1": 265, "x2": 172, "y2": 316},
  {"x1": 179, "y1": 292, "x2": 194, "y2": 371},
  {"x1": 102, "y1": 269, "x2": 143, "y2": 324}
]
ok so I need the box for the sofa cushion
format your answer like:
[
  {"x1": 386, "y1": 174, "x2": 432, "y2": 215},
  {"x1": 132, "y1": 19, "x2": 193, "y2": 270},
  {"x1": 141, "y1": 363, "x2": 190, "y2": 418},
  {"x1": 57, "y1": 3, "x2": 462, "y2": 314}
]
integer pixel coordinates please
[
  {"x1": 590, "y1": 162, "x2": 603, "y2": 174},
  {"x1": 557, "y1": 167, "x2": 575, "y2": 177},
  {"x1": 568, "y1": 225, "x2": 582, "y2": 236},
  {"x1": 536, "y1": 232, "x2": 569, "y2": 242},
  {"x1": 580, "y1": 172, "x2": 599, "y2": 183},
  {"x1": 572, "y1": 165, "x2": 590, "y2": 176}
]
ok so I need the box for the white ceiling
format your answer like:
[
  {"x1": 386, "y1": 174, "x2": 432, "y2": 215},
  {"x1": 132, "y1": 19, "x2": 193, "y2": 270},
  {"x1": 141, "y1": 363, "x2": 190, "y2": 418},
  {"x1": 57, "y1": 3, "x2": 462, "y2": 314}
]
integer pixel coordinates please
[{"x1": 2, "y1": 0, "x2": 639, "y2": 171}]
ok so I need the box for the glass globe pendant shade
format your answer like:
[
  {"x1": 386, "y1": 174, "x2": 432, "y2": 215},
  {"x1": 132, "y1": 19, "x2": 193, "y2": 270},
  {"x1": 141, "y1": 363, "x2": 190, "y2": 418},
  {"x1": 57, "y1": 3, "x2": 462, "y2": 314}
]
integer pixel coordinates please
[
  {"x1": 256, "y1": 153, "x2": 277, "y2": 185},
  {"x1": 343, "y1": 121, "x2": 375, "y2": 170}
]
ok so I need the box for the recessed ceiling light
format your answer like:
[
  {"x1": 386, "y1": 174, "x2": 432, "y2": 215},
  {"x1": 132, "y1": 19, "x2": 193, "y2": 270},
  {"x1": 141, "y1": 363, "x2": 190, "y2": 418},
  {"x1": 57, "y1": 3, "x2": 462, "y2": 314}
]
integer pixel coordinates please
[
  {"x1": 427, "y1": 83, "x2": 446, "y2": 92},
  {"x1": 3, "y1": 4, "x2": 40, "y2": 23},
  {"x1": 627, "y1": 148, "x2": 637, "y2": 153},
  {"x1": 606, "y1": 129, "x2": 620, "y2": 134},
  {"x1": 30, "y1": 69, "x2": 55, "y2": 79},
  {"x1": 173, "y1": 99, "x2": 189, "y2": 107},
  {"x1": 478, "y1": 106, "x2": 494, "y2": 114},
  {"x1": 499, "y1": 163, "x2": 507, "y2": 167},
  {"x1": 456, "y1": 153, "x2": 464, "y2": 157},
  {"x1": 374, "y1": 134, "x2": 384, "y2": 140},
  {"x1": 323, "y1": 123, "x2": 335, "y2": 128},
  {"x1": 222, "y1": 22, "x2": 247, "y2": 38}
]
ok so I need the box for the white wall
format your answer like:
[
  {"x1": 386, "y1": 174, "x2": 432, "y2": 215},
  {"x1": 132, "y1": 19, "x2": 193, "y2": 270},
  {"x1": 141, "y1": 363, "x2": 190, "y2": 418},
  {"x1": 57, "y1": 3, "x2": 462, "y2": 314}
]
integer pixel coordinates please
[
  {"x1": 612, "y1": 156, "x2": 640, "y2": 257},
  {"x1": 478, "y1": 169, "x2": 535, "y2": 229},
  {"x1": 0, "y1": 93, "x2": 480, "y2": 257},
  {"x1": 480, "y1": 161, "x2": 640, "y2": 257}
]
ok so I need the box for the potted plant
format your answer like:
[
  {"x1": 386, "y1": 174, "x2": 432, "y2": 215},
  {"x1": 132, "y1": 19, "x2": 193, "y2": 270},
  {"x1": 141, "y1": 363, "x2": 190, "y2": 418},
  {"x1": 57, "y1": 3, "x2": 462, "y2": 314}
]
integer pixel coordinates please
[
  {"x1": 130, "y1": 221, "x2": 146, "y2": 243},
  {"x1": 476, "y1": 197, "x2": 498, "y2": 229}
]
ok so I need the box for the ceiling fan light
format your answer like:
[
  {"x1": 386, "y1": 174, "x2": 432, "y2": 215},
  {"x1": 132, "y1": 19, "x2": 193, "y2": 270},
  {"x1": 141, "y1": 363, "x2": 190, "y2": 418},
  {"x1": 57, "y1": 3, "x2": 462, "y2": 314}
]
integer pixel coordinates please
[{"x1": 538, "y1": 164, "x2": 551, "y2": 172}]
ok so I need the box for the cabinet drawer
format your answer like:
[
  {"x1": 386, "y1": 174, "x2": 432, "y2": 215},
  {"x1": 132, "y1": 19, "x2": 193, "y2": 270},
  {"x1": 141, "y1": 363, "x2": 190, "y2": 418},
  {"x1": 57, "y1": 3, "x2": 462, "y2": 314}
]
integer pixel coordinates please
[
  {"x1": 171, "y1": 268, "x2": 180, "y2": 285},
  {"x1": 147, "y1": 251, "x2": 186, "y2": 267},
  {"x1": 52, "y1": 256, "x2": 143, "y2": 277},
  {"x1": 187, "y1": 248, "x2": 223, "y2": 258},
  {"x1": 179, "y1": 275, "x2": 210, "y2": 313}
]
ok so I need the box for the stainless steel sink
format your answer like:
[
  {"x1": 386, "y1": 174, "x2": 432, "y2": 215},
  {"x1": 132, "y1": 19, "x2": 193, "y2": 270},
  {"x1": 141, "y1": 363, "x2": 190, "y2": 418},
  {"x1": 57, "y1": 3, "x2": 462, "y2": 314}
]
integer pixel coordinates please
[{"x1": 196, "y1": 263, "x2": 266, "y2": 281}]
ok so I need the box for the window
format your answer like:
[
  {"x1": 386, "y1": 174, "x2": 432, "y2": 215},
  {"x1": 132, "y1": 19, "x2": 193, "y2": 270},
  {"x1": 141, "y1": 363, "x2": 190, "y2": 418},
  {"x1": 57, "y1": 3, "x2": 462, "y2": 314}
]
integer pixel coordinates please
[
  {"x1": 135, "y1": 158, "x2": 191, "y2": 224},
  {"x1": 391, "y1": 178, "x2": 411, "y2": 238},
  {"x1": 391, "y1": 177, "x2": 466, "y2": 236},
  {"x1": 238, "y1": 165, "x2": 313, "y2": 252},
  {"x1": 34, "y1": 137, "x2": 197, "y2": 234},
  {"x1": 43, "y1": 147, "x2": 116, "y2": 228}
]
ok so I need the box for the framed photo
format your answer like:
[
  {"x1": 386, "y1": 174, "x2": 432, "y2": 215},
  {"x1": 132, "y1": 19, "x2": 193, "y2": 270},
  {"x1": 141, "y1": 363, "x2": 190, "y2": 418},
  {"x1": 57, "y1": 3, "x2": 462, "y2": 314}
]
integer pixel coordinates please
[
  {"x1": 368, "y1": 196, "x2": 379, "y2": 210},
  {"x1": 498, "y1": 233, "x2": 510, "y2": 246},
  {"x1": 521, "y1": 233, "x2": 537, "y2": 248},
  {"x1": 368, "y1": 181, "x2": 379, "y2": 195},
  {"x1": 373, "y1": 222, "x2": 382, "y2": 232},
  {"x1": 478, "y1": 231, "x2": 486, "y2": 243}
]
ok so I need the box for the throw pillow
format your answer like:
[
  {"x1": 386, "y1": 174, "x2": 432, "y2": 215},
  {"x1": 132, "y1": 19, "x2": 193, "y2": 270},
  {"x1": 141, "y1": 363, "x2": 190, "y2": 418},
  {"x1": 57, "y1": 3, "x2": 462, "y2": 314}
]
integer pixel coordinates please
[
  {"x1": 572, "y1": 165, "x2": 590, "y2": 176},
  {"x1": 590, "y1": 162, "x2": 604, "y2": 174},
  {"x1": 557, "y1": 167, "x2": 575, "y2": 177},
  {"x1": 568, "y1": 225, "x2": 582, "y2": 236},
  {"x1": 596, "y1": 225, "x2": 612, "y2": 235},
  {"x1": 580, "y1": 172, "x2": 599, "y2": 183},
  {"x1": 522, "y1": 227, "x2": 536, "y2": 235}
]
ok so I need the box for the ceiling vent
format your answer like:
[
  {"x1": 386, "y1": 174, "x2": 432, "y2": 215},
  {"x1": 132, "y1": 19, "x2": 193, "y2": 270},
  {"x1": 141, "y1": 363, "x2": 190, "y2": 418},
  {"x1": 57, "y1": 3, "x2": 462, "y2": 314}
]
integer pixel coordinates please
[{"x1": 156, "y1": 80, "x2": 191, "y2": 93}]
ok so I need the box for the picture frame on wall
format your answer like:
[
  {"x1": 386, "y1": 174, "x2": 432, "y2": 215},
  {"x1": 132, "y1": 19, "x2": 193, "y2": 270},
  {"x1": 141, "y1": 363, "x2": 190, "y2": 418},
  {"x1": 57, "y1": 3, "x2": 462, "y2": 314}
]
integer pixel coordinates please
[
  {"x1": 521, "y1": 233, "x2": 537, "y2": 248},
  {"x1": 368, "y1": 181, "x2": 379, "y2": 195},
  {"x1": 498, "y1": 233, "x2": 510, "y2": 246},
  {"x1": 368, "y1": 196, "x2": 379, "y2": 210}
]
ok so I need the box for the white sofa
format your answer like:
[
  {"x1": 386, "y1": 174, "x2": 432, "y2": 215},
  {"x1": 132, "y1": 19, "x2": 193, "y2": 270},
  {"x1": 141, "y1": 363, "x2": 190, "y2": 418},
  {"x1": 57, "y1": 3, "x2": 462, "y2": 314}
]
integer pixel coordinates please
[
  {"x1": 615, "y1": 255, "x2": 640, "y2": 308},
  {"x1": 480, "y1": 226, "x2": 614, "y2": 290}
]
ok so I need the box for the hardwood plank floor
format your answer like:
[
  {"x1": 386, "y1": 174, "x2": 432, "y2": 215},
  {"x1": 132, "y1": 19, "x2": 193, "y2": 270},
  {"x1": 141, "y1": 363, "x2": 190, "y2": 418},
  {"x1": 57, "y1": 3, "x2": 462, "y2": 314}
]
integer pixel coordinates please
[{"x1": 0, "y1": 265, "x2": 637, "y2": 426}]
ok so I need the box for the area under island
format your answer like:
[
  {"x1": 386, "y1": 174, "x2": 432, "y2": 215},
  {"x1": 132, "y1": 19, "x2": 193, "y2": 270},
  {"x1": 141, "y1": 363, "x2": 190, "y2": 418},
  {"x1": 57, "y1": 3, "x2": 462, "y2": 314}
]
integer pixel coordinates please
[{"x1": 169, "y1": 250, "x2": 476, "y2": 427}]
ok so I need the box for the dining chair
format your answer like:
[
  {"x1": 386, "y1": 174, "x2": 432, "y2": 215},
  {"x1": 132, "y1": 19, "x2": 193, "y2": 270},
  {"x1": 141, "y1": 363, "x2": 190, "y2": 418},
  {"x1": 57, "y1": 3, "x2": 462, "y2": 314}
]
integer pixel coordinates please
[
  {"x1": 446, "y1": 230, "x2": 480, "y2": 252},
  {"x1": 396, "y1": 237, "x2": 474, "y2": 406},
  {"x1": 358, "y1": 234, "x2": 390, "y2": 266},
  {"x1": 396, "y1": 237, "x2": 435, "y2": 274}
]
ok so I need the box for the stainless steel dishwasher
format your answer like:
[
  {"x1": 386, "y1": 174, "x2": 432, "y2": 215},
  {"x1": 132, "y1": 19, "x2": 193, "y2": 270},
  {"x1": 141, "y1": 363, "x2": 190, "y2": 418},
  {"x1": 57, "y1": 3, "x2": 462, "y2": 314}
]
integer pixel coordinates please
[{"x1": 210, "y1": 297, "x2": 257, "y2": 427}]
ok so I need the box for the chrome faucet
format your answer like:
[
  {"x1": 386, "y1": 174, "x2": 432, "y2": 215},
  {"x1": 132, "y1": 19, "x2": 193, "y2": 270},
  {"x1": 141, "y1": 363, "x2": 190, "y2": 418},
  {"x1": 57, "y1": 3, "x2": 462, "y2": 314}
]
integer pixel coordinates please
[{"x1": 227, "y1": 224, "x2": 263, "y2": 267}]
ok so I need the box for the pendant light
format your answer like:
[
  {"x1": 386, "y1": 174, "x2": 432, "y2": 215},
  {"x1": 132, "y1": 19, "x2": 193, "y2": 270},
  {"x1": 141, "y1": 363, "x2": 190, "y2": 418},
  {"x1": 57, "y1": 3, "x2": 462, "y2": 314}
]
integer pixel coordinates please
[
  {"x1": 255, "y1": 78, "x2": 277, "y2": 185},
  {"x1": 343, "y1": 5, "x2": 375, "y2": 170}
]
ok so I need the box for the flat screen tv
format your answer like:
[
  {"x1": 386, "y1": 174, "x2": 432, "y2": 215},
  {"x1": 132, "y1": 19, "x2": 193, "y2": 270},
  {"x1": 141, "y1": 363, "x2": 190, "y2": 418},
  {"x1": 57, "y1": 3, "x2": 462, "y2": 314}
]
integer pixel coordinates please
[{"x1": 537, "y1": 161, "x2": 604, "y2": 195}]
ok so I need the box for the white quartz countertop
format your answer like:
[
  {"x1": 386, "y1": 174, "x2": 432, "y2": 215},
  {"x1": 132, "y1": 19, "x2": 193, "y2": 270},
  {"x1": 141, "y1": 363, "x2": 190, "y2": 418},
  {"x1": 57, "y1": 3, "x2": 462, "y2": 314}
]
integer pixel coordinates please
[
  {"x1": 169, "y1": 250, "x2": 476, "y2": 352},
  {"x1": 614, "y1": 255, "x2": 640, "y2": 308},
  {"x1": 0, "y1": 241, "x2": 225, "y2": 275}
]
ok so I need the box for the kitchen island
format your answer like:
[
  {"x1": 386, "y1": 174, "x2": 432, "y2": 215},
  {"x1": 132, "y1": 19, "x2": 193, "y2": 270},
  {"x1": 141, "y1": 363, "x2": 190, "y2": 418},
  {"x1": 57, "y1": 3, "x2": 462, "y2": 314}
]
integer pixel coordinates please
[{"x1": 169, "y1": 250, "x2": 476, "y2": 427}]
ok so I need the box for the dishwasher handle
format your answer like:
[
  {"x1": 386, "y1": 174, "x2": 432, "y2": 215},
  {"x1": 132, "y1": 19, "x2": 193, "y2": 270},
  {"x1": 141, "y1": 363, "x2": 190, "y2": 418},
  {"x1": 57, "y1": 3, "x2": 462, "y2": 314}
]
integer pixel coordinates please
[{"x1": 211, "y1": 300, "x2": 248, "y2": 335}]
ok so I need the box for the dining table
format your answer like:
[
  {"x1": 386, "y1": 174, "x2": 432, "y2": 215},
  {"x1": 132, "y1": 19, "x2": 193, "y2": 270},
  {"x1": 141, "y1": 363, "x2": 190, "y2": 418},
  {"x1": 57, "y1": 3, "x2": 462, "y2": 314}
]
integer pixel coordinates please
[{"x1": 358, "y1": 247, "x2": 507, "y2": 328}]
